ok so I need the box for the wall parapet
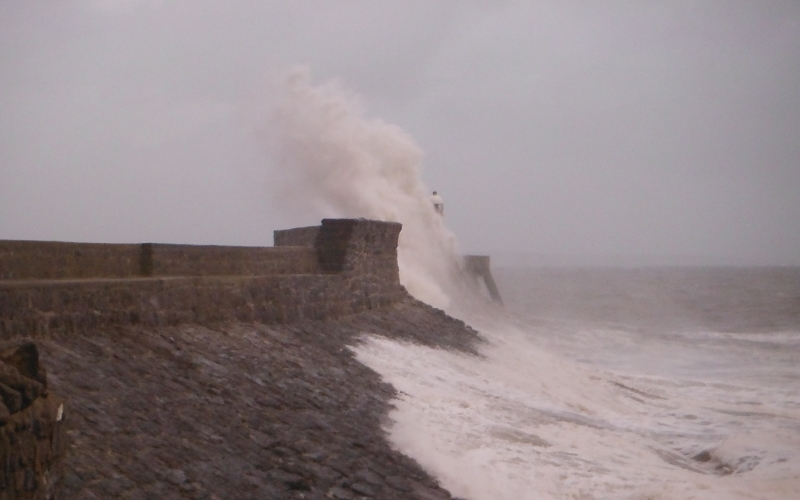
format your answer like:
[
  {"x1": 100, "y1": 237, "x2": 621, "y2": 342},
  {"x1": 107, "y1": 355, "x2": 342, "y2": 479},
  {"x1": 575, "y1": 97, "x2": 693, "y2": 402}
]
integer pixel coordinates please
[
  {"x1": 0, "y1": 241, "x2": 320, "y2": 280},
  {"x1": 273, "y1": 225, "x2": 320, "y2": 247},
  {"x1": 0, "y1": 219, "x2": 408, "y2": 337}
]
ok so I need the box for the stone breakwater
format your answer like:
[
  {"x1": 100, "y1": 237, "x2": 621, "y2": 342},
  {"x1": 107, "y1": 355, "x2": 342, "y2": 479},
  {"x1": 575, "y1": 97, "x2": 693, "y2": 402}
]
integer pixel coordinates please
[
  {"x1": 0, "y1": 219, "x2": 407, "y2": 337},
  {"x1": 0, "y1": 219, "x2": 487, "y2": 499},
  {"x1": 40, "y1": 298, "x2": 481, "y2": 499}
]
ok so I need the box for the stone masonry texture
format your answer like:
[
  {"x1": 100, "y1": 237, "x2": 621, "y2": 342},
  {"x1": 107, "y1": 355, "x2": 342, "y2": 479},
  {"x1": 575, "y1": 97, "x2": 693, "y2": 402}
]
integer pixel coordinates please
[
  {"x1": 0, "y1": 219, "x2": 406, "y2": 338},
  {"x1": 273, "y1": 227, "x2": 320, "y2": 248},
  {"x1": 0, "y1": 242, "x2": 319, "y2": 281},
  {"x1": 40, "y1": 299, "x2": 481, "y2": 500},
  {"x1": 0, "y1": 219, "x2": 485, "y2": 499}
]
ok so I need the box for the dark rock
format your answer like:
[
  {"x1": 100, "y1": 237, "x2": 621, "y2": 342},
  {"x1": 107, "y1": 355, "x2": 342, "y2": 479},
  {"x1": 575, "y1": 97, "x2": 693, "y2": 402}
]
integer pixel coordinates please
[
  {"x1": 355, "y1": 468, "x2": 383, "y2": 485},
  {"x1": 350, "y1": 481, "x2": 376, "y2": 496},
  {"x1": 305, "y1": 462, "x2": 340, "y2": 486},
  {"x1": 0, "y1": 398, "x2": 10, "y2": 424},
  {"x1": 165, "y1": 468, "x2": 188, "y2": 485},
  {"x1": 121, "y1": 488, "x2": 148, "y2": 500},
  {"x1": 0, "y1": 362, "x2": 43, "y2": 407},
  {"x1": 0, "y1": 339, "x2": 65, "y2": 500},
  {"x1": 126, "y1": 460, "x2": 159, "y2": 484},
  {"x1": 0, "y1": 381, "x2": 22, "y2": 413},
  {"x1": 693, "y1": 450, "x2": 712, "y2": 462},
  {"x1": 0, "y1": 339, "x2": 47, "y2": 389},
  {"x1": 412, "y1": 484, "x2": 454, "y2": 500},
  {"x1": 327, "y1": 486, "x2": 355, "y2": 499},
  {"x1": 269, "y1": 468, "x2": 310, "y2": 491},
  {"x1": 96, "y1": 474, "x2": 136, "y2": 496},
  {"x1": 63, "y1": 471, "x2": 83, "y2": 490},
  {"x1": 249, "y1": 429, "x2": 277, "y2": 449}
]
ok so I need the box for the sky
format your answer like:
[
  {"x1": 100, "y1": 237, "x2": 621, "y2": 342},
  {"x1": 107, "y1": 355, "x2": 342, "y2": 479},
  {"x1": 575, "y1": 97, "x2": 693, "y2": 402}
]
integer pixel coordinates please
[{"x1": 1, "y1": 0, "x2": 799, "y2": 265}]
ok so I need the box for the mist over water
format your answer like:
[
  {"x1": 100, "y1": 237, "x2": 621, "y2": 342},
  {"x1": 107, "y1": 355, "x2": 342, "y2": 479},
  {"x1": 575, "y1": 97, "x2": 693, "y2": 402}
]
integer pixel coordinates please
[
  {"x1": 260, "y1": 67, "x2": 462, "y2": 308},
  {"x1": 259, "y1": 68, "x2": 800, "y2": 499}
]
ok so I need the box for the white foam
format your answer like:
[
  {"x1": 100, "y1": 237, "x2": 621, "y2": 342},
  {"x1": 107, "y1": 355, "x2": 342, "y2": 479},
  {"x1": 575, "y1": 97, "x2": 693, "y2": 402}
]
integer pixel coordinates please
[
  {"x1": 256, "y1": 65, "x2": 800, "y2": 499},
  {"x1": 352, "y1": 325, "x2": 800, "y2": 500}
]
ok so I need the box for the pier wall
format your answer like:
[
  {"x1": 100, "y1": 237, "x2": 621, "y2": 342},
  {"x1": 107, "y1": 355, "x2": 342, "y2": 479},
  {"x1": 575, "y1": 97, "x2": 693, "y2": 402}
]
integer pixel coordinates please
[{"x1": 0, "y1": 219, "x2": 407, "y2": 338}]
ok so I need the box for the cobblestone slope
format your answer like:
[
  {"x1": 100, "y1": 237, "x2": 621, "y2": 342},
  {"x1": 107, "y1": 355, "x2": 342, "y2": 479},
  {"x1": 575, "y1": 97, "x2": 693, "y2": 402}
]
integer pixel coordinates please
[{"x1": 39, "y1": 299, "x2": 482, "y2": 500}]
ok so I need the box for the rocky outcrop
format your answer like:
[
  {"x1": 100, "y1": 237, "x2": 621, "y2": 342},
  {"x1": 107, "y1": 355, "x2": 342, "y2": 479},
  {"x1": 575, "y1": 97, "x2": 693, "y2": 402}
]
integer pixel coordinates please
[{"x1": 0, "y1": 340, "x2": 66, "y2": 500}]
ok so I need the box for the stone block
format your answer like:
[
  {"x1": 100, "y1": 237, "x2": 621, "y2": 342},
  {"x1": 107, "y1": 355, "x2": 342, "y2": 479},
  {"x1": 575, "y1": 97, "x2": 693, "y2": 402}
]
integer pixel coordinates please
[{"x1": 273, "y1": 226, "x2": 320, "y2": 247}]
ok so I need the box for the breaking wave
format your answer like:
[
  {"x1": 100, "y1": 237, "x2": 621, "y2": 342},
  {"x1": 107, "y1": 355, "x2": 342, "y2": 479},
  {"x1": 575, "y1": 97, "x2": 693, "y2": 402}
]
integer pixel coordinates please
[
  {"x1": 258, "y1": 66, "x2": 462, "y2": 308},
  {"x1": 257, "y1": 68, "x2": 800, "y2": 500}
]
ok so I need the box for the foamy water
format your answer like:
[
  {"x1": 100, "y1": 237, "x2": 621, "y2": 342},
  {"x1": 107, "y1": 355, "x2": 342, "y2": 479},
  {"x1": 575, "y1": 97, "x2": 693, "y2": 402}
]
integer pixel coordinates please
[
  {"x1": 354, "y1": 332, "x2": 800, "y2": 499},
  {"x1": 353, "y1": 269, "x2": 800, "y2": 500},
  {"x1": 259, "y1": 68, "x2": 800, "y2": 499}
]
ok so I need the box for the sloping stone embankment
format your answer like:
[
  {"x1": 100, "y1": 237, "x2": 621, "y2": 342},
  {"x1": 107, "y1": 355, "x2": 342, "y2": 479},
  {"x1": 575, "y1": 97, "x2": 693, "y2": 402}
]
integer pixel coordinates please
[{"x1": 39, "y1": 298, "x2": 482, "y2": 500}]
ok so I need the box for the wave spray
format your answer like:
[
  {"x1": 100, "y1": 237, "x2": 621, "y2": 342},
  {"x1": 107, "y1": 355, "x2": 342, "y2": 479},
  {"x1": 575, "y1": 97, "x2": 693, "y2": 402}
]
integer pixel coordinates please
[
  {"x1": 259, "y1": 66, "x2": 461, "y2": 309},
  {"x1": 256, "y1": 67, "x2": 800, "y2": 500}
]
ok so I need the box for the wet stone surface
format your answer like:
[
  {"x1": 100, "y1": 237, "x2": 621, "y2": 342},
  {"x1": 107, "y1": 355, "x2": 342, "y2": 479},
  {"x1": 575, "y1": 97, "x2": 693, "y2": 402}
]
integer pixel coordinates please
[{"x1": 40, "y1": 298, "x2": 481, "y2": 499}]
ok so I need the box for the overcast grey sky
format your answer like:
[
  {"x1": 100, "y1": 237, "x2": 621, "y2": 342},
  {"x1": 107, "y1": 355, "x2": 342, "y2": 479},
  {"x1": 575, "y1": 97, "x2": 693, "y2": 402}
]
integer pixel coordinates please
[{"x1": 2, "y1": 1, "x2": 799, "y2": 265}]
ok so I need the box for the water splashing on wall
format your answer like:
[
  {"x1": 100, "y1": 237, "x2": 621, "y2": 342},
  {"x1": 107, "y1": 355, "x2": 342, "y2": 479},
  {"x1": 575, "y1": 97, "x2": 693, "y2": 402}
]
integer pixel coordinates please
[{"x1": 258, "y1": 66, "x2": 461, "y2": 308}]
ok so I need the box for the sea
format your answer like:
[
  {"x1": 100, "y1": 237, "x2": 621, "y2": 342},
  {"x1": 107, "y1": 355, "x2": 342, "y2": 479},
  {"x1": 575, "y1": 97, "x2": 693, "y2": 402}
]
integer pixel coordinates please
[
  {"x1": 267, "y1": 70, "x2": 800, "y2": 498},
  {"x1": 353, "y1": 266, "x2": 800, "y2": 500}
]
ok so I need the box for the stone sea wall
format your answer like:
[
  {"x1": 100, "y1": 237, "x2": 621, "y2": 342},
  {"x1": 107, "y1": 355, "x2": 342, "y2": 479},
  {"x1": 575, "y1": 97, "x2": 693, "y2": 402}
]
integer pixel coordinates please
[
  {"x1": 0, "y1": 219, "x2": 407, "y2": 339},
  {"x1": 273, "y1": 226, "x2": 320, "y2": 248},
  {"x1": 0, "y1": 218, "x2": 483, "y2": 500},
  {"x1": 0, "y1": 241, "x2": 142, "y2": 280},
  {"x1": 0, "y1": 241, "x2": 319, "y2": 281},
  {"x1": 39, "y1": 299, "x2": 481, "y2": 499}
]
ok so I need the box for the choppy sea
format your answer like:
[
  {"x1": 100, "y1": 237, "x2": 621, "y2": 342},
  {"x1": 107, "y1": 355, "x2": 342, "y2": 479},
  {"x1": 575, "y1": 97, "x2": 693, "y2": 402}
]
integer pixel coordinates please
[{"x1": 354, "y1": 267, "x2": 800, "y2": 500}]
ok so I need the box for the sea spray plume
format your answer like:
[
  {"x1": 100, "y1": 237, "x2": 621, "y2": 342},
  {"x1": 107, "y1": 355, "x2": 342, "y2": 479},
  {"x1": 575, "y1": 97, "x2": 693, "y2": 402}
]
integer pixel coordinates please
[{"x1": 259, "y1": 66, "x2": 461, "y2": 308}]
